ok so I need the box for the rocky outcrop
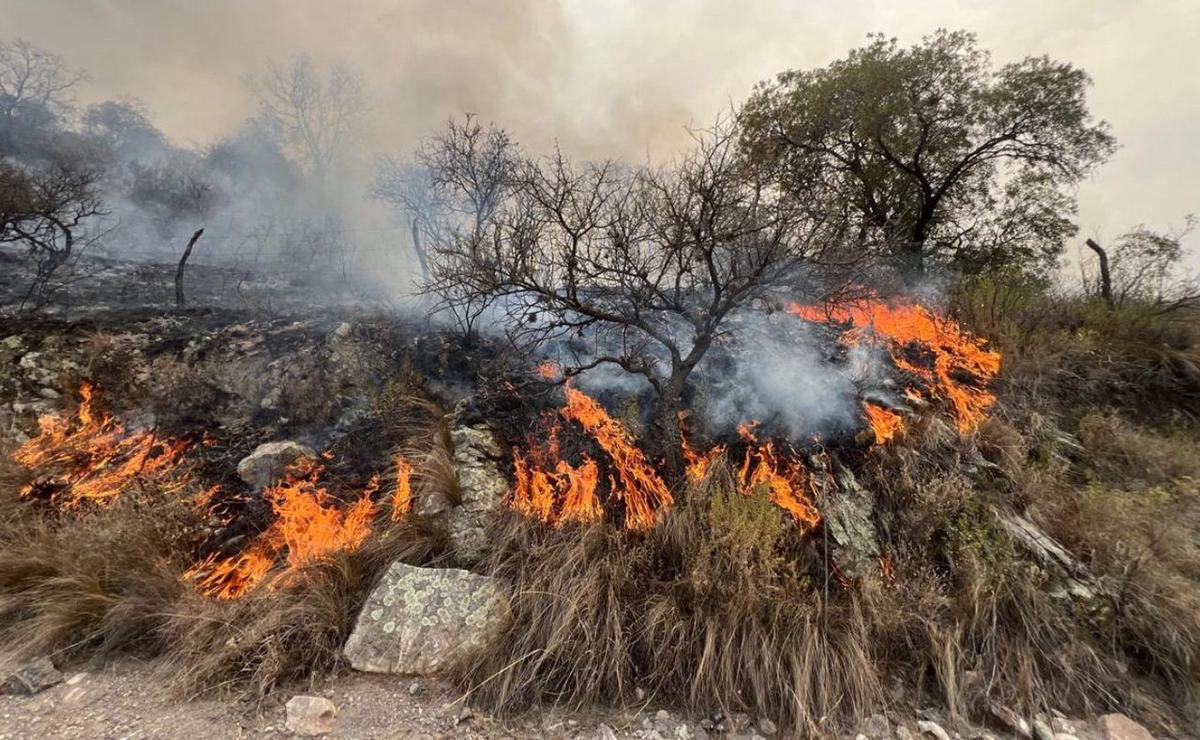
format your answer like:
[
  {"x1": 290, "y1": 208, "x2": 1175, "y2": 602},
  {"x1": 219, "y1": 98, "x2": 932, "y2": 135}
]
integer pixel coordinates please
[
  {"x1": 236, "y1": 440, "x2": 317, "y2": 488},
  {"x1": 822, "y1": 462, "x2": 882, "y2": 581},
  {"x1": 446, "y1": 424, "x2": 507, "y2": 565},
  {"x1": 343, "y1": 562, "x2": 511, "y2": 675}
]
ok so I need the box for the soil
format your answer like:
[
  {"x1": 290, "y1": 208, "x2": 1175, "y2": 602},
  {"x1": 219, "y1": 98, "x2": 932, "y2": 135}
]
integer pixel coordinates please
[{"x1": 0, "y1": 658, "x2": 636, "y2": 739}]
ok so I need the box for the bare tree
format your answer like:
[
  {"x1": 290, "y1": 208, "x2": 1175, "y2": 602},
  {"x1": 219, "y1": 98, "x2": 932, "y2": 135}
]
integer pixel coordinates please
[
  {"x1": 375, "y1": 114, "x2": 515, "y2": 298},
  {"x1": 1083, "y1": 217, "x2": 1199, "y2": 313},
  {"x1": 424, "y1": 116, "x2": 839, "y2": 453},
  {"x1": 254, "y1": 56, "x2": 365, "y2": 188},
  {"x1": 0, "y1": 39, "x2": 84, "y2": 121},
  {"x1": 0, "y1": 157, "x2": 107, "y2": 309}
]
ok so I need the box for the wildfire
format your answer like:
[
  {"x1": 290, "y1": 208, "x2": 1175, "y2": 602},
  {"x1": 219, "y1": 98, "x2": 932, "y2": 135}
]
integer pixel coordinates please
[
  {"x1": 787, "y1": 293, "x2": 1001, "y2": 432},
  {"x1": 12, "y1": 382, "x2": 190, "y2": 508},
  {"x1": 392, "y1": 456, "x2": 413, "y2": 520},
  {"x1": 863, "y1": 402, "x2": 904, "y2": 444},
  {"x1": 734, "y1": 424, "x2": 821, "y2": 531},
  {"x1": 187, "y1": 457, "x2": 377, "y2": 599},
  {"x1": 510, "y1": 384, "x2": 670, "y2": 530},
  {"x1": 534, "y1": 362, "x2": 561, "y2": 381}
]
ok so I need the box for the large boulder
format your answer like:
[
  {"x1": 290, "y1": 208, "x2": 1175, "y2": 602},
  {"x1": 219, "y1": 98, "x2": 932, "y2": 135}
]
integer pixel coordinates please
[
  {"x1": 236, "y1": 440, "x2": 316, "y2": 488},
  {"x1": 343, "y1": 562, "x2": 511, "y2": 675},
  {"x1": 446, "y1": 425, "x2": 507, "y2": 564}
]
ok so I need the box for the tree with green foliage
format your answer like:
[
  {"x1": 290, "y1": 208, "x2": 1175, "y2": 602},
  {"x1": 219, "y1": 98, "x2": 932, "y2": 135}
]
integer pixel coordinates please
[{"x1": 740, "y1": 30, "x2": 1117, "y2": 280}]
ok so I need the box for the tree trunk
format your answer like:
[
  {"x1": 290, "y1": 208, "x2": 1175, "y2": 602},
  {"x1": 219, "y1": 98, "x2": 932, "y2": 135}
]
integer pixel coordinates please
[
  {"x1": 1085, "y1": 238, "x2": 1115, "y2": 308},
  {"x1": 174, "y1": 228, "x2": 205, "y2": 308},
  {"x1": 410, "y1": 217, "x2": 431, "y2": 285}
]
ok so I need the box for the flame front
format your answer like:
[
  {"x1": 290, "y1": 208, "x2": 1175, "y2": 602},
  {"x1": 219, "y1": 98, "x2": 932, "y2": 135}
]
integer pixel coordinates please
[
  {"x1": 187, "y1": 457, "x2": 377, "y2": 599},
  {"x1": 863, "y1": 402, "x2": 904, "y2": 444},
  {"x1": 787, "y1": 293, "x2": 1001, "y2": 432},
  {"x1": 510, "y1": 384, "x2": 669, "y2": 530},
  {"x1": 12, "y1": 382, "x2": 189, "y2": 508}
]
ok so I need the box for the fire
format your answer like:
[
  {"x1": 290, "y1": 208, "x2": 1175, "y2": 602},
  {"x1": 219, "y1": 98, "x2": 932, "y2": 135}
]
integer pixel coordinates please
[
  {"x1": 392, "y1": 456, "x2": 413, "y2": 520},
  {"x1": 787, "y1": 293, "x2": 1000, "y2": 432},
  {"x1": 863, "y1": 402, "x2": 904, "y2": 444},
  {"x1": 12, "y1": 382, "x2": 189, "y2": 508},
  {"x1": 734, "y1": 424, "x2": 821, "y2": 531},
  {"x1": 187, "y1": 457, "x2": 377, "y2": 599},
  {"x1": 510, "y1": 384, "x2": 669, "y2": 530}
]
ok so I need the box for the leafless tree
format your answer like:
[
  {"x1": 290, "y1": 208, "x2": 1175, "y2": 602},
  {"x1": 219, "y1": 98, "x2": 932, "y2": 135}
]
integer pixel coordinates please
[
  {"x1": 1, "y1": 157, "x2": 107, "y2": 309},
  {"x1": 424, "y1": 115, "x2": 841, "y2": 450},
  {"x1": 0, "y1": 39, "x2": 84, "y2": 121},
  {"x1": 1082, "y1": 216, "x2": 1199, "y2": 314},
  {"x1": 375, "y1": 114, "x2": 514, "y2": 294},
  {"x1": 254, "y1": 56, "x2": 365, "y2": 188}
]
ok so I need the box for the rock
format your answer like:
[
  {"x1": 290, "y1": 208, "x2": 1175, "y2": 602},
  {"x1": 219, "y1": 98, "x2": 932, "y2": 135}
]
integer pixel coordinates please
[
  {"x1": 656, "y1": 710, "x2": 671, "y2": 721},
  {"x1": 822, "y1": 461, "x2": 881, "y2": 580},
  {"x1": 1098, "y1": 714, "x2": 1154, "y2": 740},
  {"x1": 918, "y1": 720, "x2": 952, "y2": 740},
  {"x1": 236, "y1": 441, "x2": 317, "y2": 488},
  {"x1": 1, "y1": 657, "x2": 62, "y2": 695},
  {"x1": 285, "y1": 695, "x2": 337, "y2": 736},
  {"x1": 1054, "y1": 735, "x2": 1079, "y2": 740},
  {"x1": 989, "y1": 702, "x2": 1032, "y2": 738},
  {"x1": 37, "y1": 387, "x2": 60, "y2": 400},
  {"x1": 895, "y1": 726, "x2": 915, "y2": 740},
  {"x1": 856, "y1": 735, "x2": 869, "y2": 740},
  {"x1": 758, "y1": 717, "x2": 778, "y2": 736},
  {"x1": 862, "y1": 713, "x2": 890, "y2": 738},
  {"x1": 597, "y1": 723, "x2": 619, "y2": 740},
  {"x1": 343, "y1": 562, "x2": 511, "y2": 675},
  {"x1": 1033, "y1": 717, "x2": 1056, "y2": 740},
  {"x1": 446, "y1": 425, "x2": 507, "y2": 564}
]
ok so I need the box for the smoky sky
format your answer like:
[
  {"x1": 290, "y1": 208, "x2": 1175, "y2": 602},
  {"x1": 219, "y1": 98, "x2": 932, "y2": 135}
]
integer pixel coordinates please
[{"x1": 3, "y1": 0, "x2": 1197, "y2": 260}]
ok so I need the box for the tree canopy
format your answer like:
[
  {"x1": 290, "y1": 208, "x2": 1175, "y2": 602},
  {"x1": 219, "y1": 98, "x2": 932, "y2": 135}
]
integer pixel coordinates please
[{"x1": 740, "y1": 30, "x2": 1117, "y2": 279}]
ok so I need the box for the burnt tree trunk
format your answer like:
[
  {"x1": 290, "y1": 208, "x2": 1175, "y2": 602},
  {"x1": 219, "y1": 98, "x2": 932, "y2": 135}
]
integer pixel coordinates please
[
  {"x1": 1085, "y1": 238, "x2": 1115, "y2": 308},
  {"x1": 410, "y1": 217, "x2": 431, "y2": 285},
  {"x1": 174, "y1": 227, "x2": 205, "y2": 308}
]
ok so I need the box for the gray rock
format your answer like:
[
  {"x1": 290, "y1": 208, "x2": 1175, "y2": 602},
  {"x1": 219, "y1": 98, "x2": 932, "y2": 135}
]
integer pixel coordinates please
[
  {"x1": 1098, "y1": 714, "x2": 1154, "y2": 740},
  {"x1": 758, "y1": 717, "x2": 778, "y2": 736},
  {"x1": 597, "y1": 723, "x2": 619, "y2": 740},
  {"x1": 285, "y1": 695, "x2": 337, "y2": 736},
  {"x1": 446, "y1": 425, "x2": 507, "y2": 564},
  {"x1": 918, "y1": 720, "x2": 952, "y2": 740},
  {"x1": 895, "y1": 726, "x2": 915, "y2": 740},
  {"x1": 343, "y1": 562, "x2": 511, "y2": 675},
  {"x1": 823, "y1": 462, "x2": 881, "y2": 580},
  {"x1": 1, "y1": 657, "x2": 62, "y2": 695},
  {"x1": 236, "y1": 440, "x2": 317, "y2": 488},
  {"x1": 989, "y1": 702, "x2": 1032, "y2": 738}
]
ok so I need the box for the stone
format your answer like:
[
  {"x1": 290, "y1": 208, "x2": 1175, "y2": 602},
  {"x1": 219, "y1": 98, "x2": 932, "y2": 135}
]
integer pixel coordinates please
[
  {"x1": 1098, "y1": 714, "x2": 1154, "y2": 740},
  {"x1": 989, "y1": 702, "x2": 1032, "y2": 738},
  {"x1": 1, "y1": 657, "x2": 62, "y2": 695},
  {"x1": 758, "y1": 717, "x2": 778, "y2": 736},
  {"x1": 236, "y1": 441, "x2": 317, "y2": 488},
  {"x1": 895, "y1": 727, "x2": 915, "y2": 740},
  {"x1": 656, "y1": 710, "x2": 671, "y2": 721},
  {"x1": 446, "y1": 425, "x2": 507, "y2": 564},
  {"x1": 343, "y1": 561, "x2": 511, "y2": 675},
  {"x1": 597, "y1": 723, "x2": 619, "y2": 740},
  {"x1": 1054, "y1": 735, "x2": 1079, "y2": 740},
  {"x1": 823, "y1": 462, "x2": 881, "y2": 580},
  {"x1": 1033, "y1": 718, "x2": 1056, "y2": 740},
  {"x1": 285, "y1": 695, "x2": 337, "y2": 736},
  {"x1": 862, "y1": 713, "x2": 890, "y2": 738},
  {"x1": 918, "y1": 720, "x2": 952, "y2": 740}
]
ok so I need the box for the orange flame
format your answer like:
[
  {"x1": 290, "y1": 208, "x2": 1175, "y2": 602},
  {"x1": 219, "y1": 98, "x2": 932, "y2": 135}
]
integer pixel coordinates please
[
  {"x1": 734, "y1": 424, "x2": 821, "y2": 531},
  {"x1": 787, "y1": 293, "x2": 1000, "y2": 432},
  {"x1": 863, "y1": 403, "x2": 904, "y2": 444},
  {"x1": 12, "y1": 382, "x2": 190, "y2": 508},
  {"x1": 392, "y1": 456, "x2": 413, "y2": 520},
  {"x1": 509, "y1": 384, "x2": 670, "y2": 530},
  {"x1": 534, "y1": 362, "x2": 561, "y2": 381},
  {"x1": 187, "y1": 458, "x2": 377, "y2": 599}
]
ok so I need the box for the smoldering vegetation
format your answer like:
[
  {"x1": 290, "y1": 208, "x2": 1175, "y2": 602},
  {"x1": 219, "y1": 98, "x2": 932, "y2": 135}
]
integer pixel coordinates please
[{"x1": 2, "y1": 27, "x2": 1200, "y2": 740}]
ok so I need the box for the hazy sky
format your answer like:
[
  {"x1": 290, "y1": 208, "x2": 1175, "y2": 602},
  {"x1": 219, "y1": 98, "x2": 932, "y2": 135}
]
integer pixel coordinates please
[{"x1": 4, "y1": 0, "x2": 1197, "y2": 258}]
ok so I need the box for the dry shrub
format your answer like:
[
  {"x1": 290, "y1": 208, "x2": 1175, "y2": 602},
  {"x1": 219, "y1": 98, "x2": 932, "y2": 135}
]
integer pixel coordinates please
[
  {"x1": 162, "y1": 518, "x2": 449, "y2": 699},
  {"x1": 457, "y1": 468, "x2": 885, "y2": 737},
  {"x1": 0, "y1": 471, "x2": 450, "y2": 699}
]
